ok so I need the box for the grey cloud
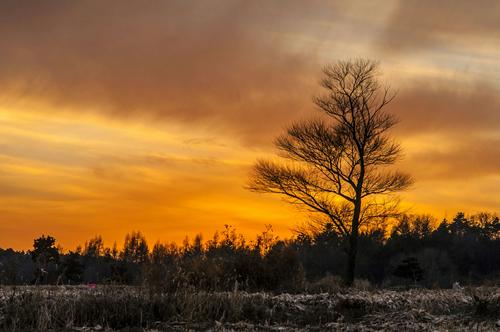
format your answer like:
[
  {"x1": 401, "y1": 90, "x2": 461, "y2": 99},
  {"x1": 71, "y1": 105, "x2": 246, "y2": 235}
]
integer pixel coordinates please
[
  {"x1": 389, "y1": 82, "x2": 500, "y2": 135},
  {"x1": 379, "y1": 0, "x2": 500, "y2": 52}
]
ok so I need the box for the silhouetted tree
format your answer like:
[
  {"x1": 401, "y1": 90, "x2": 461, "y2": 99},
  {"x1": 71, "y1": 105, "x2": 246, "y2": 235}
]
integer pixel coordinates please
[
  {"x1": 145, "y1": 242, "x2": 179, "y2": 292},
  {"x1": 60, "y1": 251, "x2": 83, "y2": 284},
  {"x1": 0, "y1": 248, "x2": 34, "y2": 284},
  {"x1": 83, "y1": 235, "x2": 105, "y2": 258},
  {"x1": 263, "y1": 241, "x2": 304, "y2": 291},
  {"x1": 122, "y1": 231, "x2": 149, "y2": 264},
  {"x1": 249, "y1": 59, "x2": 413, "y2": 285},
  {"x1": 120, "y1": 231, "x2": 149, "y2": 284},
  {"x1": 30, "y1": 235, "x2": 59, "y2": 284}
]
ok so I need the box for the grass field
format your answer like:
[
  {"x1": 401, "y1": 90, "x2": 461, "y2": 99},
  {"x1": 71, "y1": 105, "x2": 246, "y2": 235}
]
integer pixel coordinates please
[{"x1": 0, "y1": 286, "x2": 498, "y2": 331}]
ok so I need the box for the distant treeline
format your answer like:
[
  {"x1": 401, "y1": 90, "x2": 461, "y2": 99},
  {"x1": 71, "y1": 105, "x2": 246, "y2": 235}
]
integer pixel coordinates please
[{"x1": 0, "y1": 212, "x2": 499, "y2": 291}]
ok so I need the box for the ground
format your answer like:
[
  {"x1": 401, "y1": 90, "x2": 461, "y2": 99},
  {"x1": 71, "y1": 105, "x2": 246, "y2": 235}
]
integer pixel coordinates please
[{"x1": 0, "y1": 286, "x2": 498, "y2": 331}]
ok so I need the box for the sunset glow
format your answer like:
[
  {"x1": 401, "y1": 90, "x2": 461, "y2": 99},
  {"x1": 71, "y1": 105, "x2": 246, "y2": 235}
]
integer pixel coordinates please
[{"x1": 1, "y1": 1, "x2": 500, "y2": 249}]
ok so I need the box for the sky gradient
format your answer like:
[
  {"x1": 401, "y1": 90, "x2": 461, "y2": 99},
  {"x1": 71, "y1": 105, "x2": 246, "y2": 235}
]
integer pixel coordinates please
[{"x1": 1, "y1": 1, "x2": 500, "y2": 250}]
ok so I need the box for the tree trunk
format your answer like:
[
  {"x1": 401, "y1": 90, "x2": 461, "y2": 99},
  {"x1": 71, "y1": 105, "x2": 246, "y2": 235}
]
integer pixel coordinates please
[
  {"x1": 346, "y1": 193, "x2": 362, "y2": 287},
  {"x1": 345, "y1": 224, "x2": 359, "y2": 286}
]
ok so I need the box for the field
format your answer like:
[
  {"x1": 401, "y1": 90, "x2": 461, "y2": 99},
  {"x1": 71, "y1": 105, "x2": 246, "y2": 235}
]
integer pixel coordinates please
[{"x1": 0, "y1": 286, "x2": 498, "y2": 331}]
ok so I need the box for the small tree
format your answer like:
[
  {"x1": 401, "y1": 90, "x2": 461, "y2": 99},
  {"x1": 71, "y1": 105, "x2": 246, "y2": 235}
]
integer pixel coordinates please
[
  {"x1": 83, "y1": 235, "x2": 105, "y2": 258},
  {"x1": 120, "y1": 231, "x2": 149, "y2": 284},
  {"x1": 121, "y1": 231, "x2": 149, "y2": 264},
  {"x1": 61, "y1": 251, "x2": 83, "y2": 284},
  {"x1": 248, "y1": 59, "x2": 413, "y2": 286},
  {"x1": 30, "y1": 235, "x2": 60, "y2": 284}
]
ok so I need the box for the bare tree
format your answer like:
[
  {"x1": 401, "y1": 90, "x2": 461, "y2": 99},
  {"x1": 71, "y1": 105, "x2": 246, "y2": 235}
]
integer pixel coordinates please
[{"x1": 248, "y1": 59, "x2": 413, "y2": 286}]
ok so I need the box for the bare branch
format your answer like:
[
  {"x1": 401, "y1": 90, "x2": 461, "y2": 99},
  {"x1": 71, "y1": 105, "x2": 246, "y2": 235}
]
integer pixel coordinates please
[{"x1": 248, "y1": 59, "x2": 413, "y2": 285}]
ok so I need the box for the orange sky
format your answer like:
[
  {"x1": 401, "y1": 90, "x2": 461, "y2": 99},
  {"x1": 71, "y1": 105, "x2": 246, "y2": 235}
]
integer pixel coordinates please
[{"x1": 1, "y1": 1, "x2": 500, "y2": 250}]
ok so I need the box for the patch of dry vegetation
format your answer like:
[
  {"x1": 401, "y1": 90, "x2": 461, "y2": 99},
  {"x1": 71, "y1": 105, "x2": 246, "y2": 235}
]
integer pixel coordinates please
[{"x1": 0, "y1": 286, "x2": 498, "y2": 331}]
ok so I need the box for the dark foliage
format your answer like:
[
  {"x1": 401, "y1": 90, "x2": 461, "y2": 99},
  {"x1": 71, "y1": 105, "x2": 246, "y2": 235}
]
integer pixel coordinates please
[
  {"x1": 29, "y1": 235, "x2": 60, "y2": 284},
  {"x1": 393, "y1": 257, "x2": 424, "y2": 283},
  {"x1": 0, "y1": 212, "x2": 498, "y2": 290}
]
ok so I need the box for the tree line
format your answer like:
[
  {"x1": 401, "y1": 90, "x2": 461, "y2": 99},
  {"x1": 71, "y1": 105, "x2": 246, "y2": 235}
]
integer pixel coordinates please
[{"x1": 0, "y1": 212, "x2": 498, "y2": 291}]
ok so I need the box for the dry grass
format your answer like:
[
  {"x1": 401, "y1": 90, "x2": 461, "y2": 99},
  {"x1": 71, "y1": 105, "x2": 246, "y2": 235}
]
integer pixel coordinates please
[{"x1": 0, "y1": 286, "x2": 498, "y2": 331}]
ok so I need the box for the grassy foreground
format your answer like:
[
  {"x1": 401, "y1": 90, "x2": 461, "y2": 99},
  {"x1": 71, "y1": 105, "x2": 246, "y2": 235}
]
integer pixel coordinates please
[{"x1": 0, "y1": 286, "x2": 498, "y2": 331}]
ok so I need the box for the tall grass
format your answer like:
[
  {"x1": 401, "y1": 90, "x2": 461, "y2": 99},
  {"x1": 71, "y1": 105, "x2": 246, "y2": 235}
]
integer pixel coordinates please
[{"x1": 0, "y1": 286, "x2": 498, "y2": 330}]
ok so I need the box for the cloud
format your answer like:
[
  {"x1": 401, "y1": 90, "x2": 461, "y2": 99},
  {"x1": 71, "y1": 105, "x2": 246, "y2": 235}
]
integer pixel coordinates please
[
  {"x1": 385, "y1": 79, "x2": 500, "y2": 182},
  {"x1": 2, "y1": 1, "x2": 500, "y2": 249},
  {"x1": 390, "y1": 82, "x2": 500, "y2": 135},
  {"x1": 402, "y1": 135, "x2": 500, "y2": 181},
  {"x1": 0, "y1": 0, "x2": 346, "y2": 145},
  {"x1": 379, "y1": 0, "x2": 500, "y2": 52}
]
